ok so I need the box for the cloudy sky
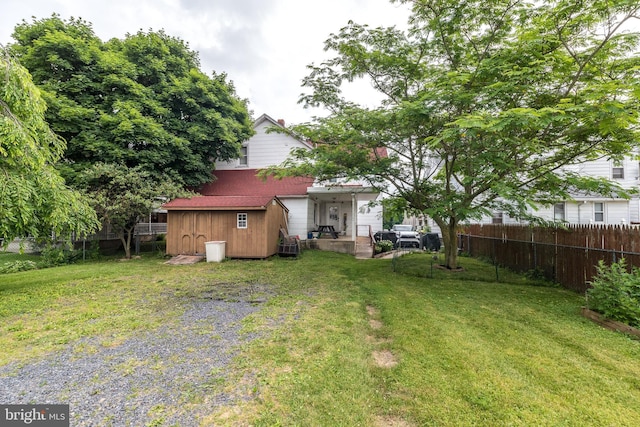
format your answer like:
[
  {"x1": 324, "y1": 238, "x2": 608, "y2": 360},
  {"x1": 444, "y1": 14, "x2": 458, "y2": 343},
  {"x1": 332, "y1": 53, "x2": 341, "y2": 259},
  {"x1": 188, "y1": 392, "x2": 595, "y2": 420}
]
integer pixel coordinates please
[{"x1": 1, "y1": 0, "x2": 411, "y2": 125}]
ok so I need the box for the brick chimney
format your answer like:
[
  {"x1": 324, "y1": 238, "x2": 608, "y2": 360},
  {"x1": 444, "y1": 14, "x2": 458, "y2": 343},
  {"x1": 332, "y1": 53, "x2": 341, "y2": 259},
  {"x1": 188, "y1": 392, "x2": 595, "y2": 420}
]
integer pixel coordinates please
[{"x1": 277, "y1": 119, "x2": 285, "y2": 127}]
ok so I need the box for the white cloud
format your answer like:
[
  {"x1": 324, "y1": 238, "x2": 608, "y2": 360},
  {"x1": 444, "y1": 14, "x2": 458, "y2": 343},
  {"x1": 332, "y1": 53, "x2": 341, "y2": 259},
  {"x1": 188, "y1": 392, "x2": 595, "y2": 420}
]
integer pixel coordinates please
[{"x1": 1, "y1": 0, "x2": 410, "y2": 124}]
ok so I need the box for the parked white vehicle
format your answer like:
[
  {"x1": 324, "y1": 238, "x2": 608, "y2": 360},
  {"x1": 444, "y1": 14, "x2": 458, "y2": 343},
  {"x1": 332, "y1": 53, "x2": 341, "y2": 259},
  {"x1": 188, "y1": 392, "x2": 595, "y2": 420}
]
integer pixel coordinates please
[{"x1": 392, "y1": 224, "x2": 421, "y2": 248}]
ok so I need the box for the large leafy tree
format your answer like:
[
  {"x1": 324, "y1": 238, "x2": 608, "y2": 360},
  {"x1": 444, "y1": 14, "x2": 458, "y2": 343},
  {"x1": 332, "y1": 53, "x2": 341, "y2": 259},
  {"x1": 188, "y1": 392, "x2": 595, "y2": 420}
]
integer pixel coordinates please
[
  {"x1": 0, "y1": 45, "x2": 98, "y2": 245},
  {"x1": 9, "y1": 15, "x2": 253, "y2": 187},
  {"x1": 270, "y1": 0, "x2": 640, "y2": 269},
  {"x1": 79, "y1": 163, "x2": 187, "y2": 259}
]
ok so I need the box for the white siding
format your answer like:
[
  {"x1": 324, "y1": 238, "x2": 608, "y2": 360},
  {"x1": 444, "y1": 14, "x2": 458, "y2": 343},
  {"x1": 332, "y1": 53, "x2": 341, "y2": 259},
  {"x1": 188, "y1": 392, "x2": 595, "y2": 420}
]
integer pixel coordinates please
[
  {"x1": 279, "y1": 197, "x2": 312, "y2": 239},
  {"x1": 530, "y1": 200, "x2": 634, "y2": 225},
  {"x1": 631, "y1": 199, "x2": 640, "y2": 224},
  {"x1": 216, "y1": 120, "x2": 311, "y2": 170},
  {"x1": 574, "y1": 157, "x2": 640, "y2": 188},
  {"x1": 357, "y1": 200, "x2": 383, "y2": 236},
  {"x1": 605, "y1": 201, "x2": 631, "y2": 224}
]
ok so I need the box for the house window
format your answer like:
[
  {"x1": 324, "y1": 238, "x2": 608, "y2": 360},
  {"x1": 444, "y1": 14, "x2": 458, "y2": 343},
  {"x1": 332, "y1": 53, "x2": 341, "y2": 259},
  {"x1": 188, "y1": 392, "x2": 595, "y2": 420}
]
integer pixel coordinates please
[
  {"x1": 492, "y1": 212, "x2": 503, "y2": 224},
  {"x1": 594, "y1": 203, "x2": 604, "y2": 222},
  {"x1": 237, "y1": 213, "x2": 248, "y2": 229},
  {"x1": 612, "y1": 166, "x2": 624, "y2": 179},
  {"x1": 239, "y1": 146, "x2": 248, "y2": 166},
  {"x1": 554, "y1": 203, "x2": 565, "y2": 221}
]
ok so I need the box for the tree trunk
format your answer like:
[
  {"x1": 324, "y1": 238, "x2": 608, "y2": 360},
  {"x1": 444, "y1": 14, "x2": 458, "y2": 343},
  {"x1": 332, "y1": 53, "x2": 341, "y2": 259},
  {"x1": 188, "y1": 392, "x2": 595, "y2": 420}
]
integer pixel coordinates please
[
  {"x1": 435, "y1": 217, "x2": 459, "y2": 269},
  {"x1": 120, "y1": 229, "x2": 133, "y2": 259}
]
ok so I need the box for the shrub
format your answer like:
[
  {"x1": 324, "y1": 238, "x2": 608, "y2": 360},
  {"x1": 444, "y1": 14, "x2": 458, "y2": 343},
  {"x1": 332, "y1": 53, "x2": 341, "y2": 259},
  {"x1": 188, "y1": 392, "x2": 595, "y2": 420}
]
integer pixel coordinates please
[
  {"x1": 39, "y1": 245, "x2": 82, "y2": 267},
  {"x1": 375, "y1": 240, "x2": 394, "y2": 254},
  {"x1": 586, "y1": 258, "x2": 640, "y2": 328},
  {"x1": 0, "y1": 260, "x2": 39, "y2": 274}
]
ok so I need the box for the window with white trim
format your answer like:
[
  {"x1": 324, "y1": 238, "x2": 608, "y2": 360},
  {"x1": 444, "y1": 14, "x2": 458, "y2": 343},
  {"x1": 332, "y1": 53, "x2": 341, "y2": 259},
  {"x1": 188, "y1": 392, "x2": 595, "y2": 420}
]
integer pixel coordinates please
[
  {"x1": 612, "y1": 166, "x2": 624, "y2": 179},
  {"x1": 239, "y1": 146, "x2": 248, "y2": 166},
  {"x1": 492, "y1": 212, "x2": 503, "y2": 224},
  {"x1": 553, "y1": 203, "x2": 565, "y2": 221},
  {"x1": 594, "y1": 202, "x2": 604, "y2": 222},
  {"x1": 237, "y1": 213, "x2": 248, "y2": 229}
]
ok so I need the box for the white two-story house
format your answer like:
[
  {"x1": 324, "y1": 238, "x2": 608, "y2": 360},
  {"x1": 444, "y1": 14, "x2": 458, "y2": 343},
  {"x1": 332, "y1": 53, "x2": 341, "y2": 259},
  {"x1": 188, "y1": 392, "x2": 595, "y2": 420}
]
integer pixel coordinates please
[
  {"x1": 213, "y1": 113, "x2": 383, "y2": 240},
  {"x1": 530, "y1": 157, "x2": 640, "y2": 225},
  {"x1": 164, "y1": 114, "x2": 383, "y2": 258},
  {"x1": 403, "y1": 155, "x2": 640, "y2": 235}
]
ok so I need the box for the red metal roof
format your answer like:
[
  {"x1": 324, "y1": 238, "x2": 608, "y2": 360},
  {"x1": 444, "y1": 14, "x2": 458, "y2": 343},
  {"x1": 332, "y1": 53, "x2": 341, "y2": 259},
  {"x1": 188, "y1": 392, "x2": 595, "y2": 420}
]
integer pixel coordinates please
[
  {"x1": 198, "y1": 169, "x2": 314, "y2": 197},
  {"x1": 163, "y1": 195, "x2": 276, "y2": 210}
]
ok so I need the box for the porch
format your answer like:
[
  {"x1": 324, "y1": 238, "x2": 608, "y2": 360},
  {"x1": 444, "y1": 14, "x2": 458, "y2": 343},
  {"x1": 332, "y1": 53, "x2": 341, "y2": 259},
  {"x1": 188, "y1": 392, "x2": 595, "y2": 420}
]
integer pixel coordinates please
[
  {"x1": 307, "y1": 184, "x2": 380, "y2": 243},
  {"x1": 304, "y1": 234, "x2": 374, "y2": 259}
]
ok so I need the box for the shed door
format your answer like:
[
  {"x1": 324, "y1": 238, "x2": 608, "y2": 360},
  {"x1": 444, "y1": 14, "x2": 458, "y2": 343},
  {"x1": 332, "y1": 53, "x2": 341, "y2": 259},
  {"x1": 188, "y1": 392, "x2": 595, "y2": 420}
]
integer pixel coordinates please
[
  {"x1": 194, "y1": 212, "x2": 209, "y2": 255},
  {"x1": 179, "y1": 212, "x2": 195, "y2": 255},
  {"x1": 177, "y1": 212, "x2": 210, "y2": 255}
]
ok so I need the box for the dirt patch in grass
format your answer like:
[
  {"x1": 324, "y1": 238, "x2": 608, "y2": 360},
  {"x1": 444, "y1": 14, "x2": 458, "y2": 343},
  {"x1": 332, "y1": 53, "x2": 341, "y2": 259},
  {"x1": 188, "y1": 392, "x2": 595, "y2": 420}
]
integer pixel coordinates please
[
  {"x1": 374, "y1": 415, "x2": 414, "y2": 426},
  {"x1": 367, "y1": 305, "x2": 398, "y2": 369},
  {"x1": 369, "y1": 319, "x2": 383, "y2": 329},
  {"x1": 373, "y1": 350, "x2": 398, "y2": 368},
  {"x1": 367, "y1": 305, "x2": 379, "y2": 317}
]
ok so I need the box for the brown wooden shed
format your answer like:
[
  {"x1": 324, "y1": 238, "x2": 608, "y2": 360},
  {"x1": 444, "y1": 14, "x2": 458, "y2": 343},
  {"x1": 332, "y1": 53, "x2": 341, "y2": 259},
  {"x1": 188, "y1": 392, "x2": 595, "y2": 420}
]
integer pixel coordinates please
[{"x1": 163, "y1": 195, "x2": 289, "y2": 258}]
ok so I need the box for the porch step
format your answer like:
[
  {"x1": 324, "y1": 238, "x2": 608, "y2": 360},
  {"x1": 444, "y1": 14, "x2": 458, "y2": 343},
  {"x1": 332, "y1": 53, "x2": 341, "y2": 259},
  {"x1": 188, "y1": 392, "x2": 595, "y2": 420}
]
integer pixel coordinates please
[{"x1": 355, "y1": 236, "x2": 374, "y2": 259}]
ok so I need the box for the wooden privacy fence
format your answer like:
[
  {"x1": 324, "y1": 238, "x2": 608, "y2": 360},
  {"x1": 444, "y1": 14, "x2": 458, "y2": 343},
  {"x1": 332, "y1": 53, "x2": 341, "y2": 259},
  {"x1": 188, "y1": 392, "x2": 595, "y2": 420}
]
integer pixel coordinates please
[{"x1": 460, "y1": 224, "x2": 640, "y2": 293}]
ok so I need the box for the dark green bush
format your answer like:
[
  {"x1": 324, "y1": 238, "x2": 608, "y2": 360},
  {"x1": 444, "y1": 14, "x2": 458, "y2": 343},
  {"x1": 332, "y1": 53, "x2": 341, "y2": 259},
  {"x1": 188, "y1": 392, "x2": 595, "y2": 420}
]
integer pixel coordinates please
[
  {"x1": 586, "y1": 258, "x2": 640, "y2": 328},
  {"x1": 375, "y1": 240, "x2": 394, "y2": 254},
  {"x1": 39, "y1": 245, "x2": 82, "y2": 267}
]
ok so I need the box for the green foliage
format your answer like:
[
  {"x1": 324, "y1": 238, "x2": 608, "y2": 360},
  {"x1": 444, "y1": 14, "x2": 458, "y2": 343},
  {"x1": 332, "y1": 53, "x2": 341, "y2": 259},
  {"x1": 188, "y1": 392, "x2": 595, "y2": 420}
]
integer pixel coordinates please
[
  {"x1": 524, "y1": 267, "x2": 548, "y2": 284},
  {"x1": 0, "y1": 45, "x2": 99, "y2": 244},
  {"x1": 39, "y1": 245, "x2": 82, "y2": 267},
  {"x1": 374, "y1": 239, "x2": 394, "y2": 253},
  {"x1": 381, "y1": 198, "x2": 406, "y2": 230},
  {"x1": 9, "y1": 15, "x2": 254, "y2": 188},
  {"x1": 78, "y1": 163, "x2": 189, "y2": 258},
  {"x1": 271, "y1": 0, "x2": 640, "y2": 269},
  {"x1": 587, "y1": 259, "x2": 640, "y2": 328},
  {"x1": 0, "y1": 260, "x2": 38, "y2": 274},
  {"x1": 87, "y1": 240, "x2": 102, "y2": 261}
]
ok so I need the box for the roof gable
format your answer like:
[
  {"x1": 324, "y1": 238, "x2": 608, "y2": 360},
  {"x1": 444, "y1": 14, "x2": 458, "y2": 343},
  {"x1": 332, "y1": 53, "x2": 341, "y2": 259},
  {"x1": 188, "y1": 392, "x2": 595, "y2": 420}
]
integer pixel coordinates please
[
  {"x1": 253, "y1": 113, "x2": 282, "y2": 128},
  {"x1": 253, "y1": 113, "x2": 314, "y2": 150}
]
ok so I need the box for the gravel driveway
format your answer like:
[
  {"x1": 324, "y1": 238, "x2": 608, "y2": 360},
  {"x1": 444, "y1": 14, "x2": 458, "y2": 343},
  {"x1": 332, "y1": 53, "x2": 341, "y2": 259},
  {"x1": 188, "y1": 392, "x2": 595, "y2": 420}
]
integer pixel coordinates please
[{"x1": 0, "y1": 296, "x2": 265, "y2": 426}]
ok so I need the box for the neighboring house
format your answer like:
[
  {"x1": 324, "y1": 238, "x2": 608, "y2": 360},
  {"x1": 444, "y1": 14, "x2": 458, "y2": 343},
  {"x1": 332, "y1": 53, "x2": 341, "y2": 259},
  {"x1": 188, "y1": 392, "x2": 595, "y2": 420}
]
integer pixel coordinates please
[
  {"x1": 403, "y1": 155, "x2": 640, "y2": 236},
  {"x1": 164, "y1": 195, "x2": 288, "y2": 258},
  {"x1": 487, "y1": 156, "x2": 640, "y2": 226},
  {"x1": 530, "y1": 156, "x2": 640, "y2": 225},
  {"x1": 164, "y1": 113, "x2": 383, "y2": 258}
]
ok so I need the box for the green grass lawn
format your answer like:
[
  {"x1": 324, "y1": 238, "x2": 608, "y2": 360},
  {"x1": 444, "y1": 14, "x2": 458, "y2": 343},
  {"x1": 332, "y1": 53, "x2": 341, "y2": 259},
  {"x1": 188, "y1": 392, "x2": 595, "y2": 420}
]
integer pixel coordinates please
[{"x1": 2, "y1": 250, "x2": 640, "y2": 426}]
